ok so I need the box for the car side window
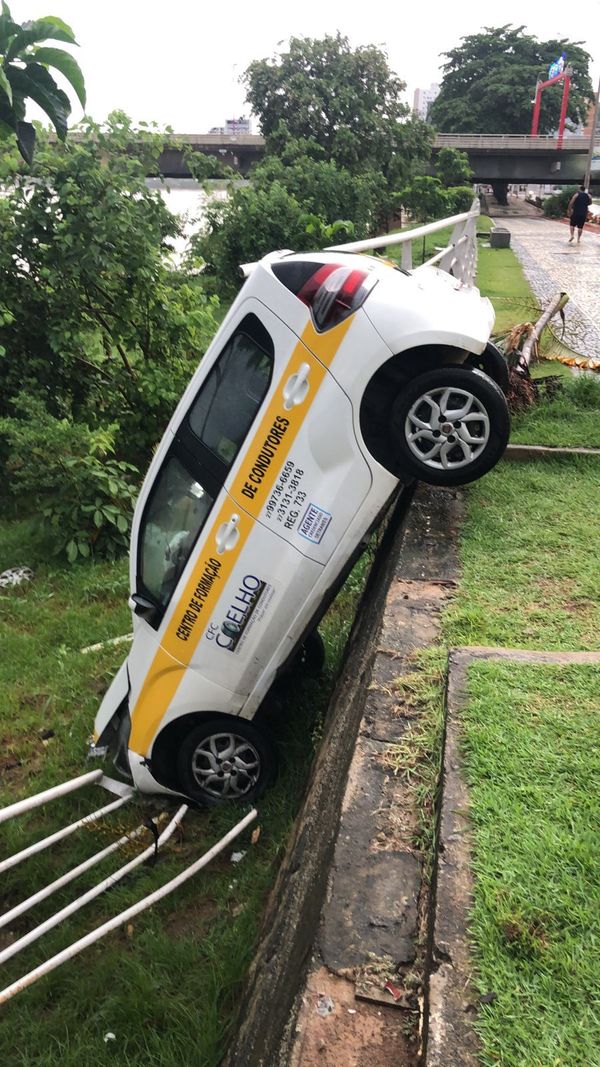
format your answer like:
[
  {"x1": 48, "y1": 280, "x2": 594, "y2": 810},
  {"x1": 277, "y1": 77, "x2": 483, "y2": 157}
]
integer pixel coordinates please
[
  {"x1": 140, "y1": 457, "x2": 214, "y2": 611},
  {"x1": 188, "y1": 321, "x2": 273, "y2": 466},
  {"x1": 136, "y1": 314, "x2": 274, "y2": 622}
]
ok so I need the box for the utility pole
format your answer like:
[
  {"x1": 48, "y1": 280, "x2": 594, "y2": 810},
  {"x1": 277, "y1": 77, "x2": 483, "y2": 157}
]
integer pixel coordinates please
[{"x1": 584, "y1": 77, "x2": 600, "y2": 190}]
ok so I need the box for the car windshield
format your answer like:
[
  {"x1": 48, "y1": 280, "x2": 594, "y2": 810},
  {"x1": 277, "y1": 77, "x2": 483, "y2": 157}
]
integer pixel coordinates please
[{"x1": 140, "y1": 456, "x2": 214, "y2": 610}]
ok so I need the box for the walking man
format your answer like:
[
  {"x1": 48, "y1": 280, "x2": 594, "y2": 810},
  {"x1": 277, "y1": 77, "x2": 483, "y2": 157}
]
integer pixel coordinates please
[{"x1": 568, "y1": 185, "x2": 593, "y2": 244}]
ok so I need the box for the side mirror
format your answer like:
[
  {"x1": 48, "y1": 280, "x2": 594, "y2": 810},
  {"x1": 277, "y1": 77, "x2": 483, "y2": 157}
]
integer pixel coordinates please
[{"x1": 128, "y1": 593, "x2": 159, "y2": 625}]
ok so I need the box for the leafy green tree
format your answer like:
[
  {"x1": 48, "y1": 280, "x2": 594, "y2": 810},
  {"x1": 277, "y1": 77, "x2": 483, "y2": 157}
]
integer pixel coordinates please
[
  {"x1": 244, "y1": 33, "x2": 433, "y2": 184},
  {"x1": 435, "y1": 146, "x2": 473, "y2": 187},
  {"x1": 251, "y1": 136, "x2": 385, "y2": 237},
  {"x1": 445, "y1": 186, "x2": 476, "y2": 213},
  {"x1": 0, "y1": 113, "x2": 219, "y2": 459},
  {"x1": 399, "y1": 176, "x2": 450, "y2": 265},
  {"x1": 0, "y1": 2, "x2": 85, "y2": 162},
  {"x1": 189, "y1": 181, "x2": 317, "y2": 299},
  {"x1": 428, "y1": 25, "x2": 593, "y2": 134},
  {"x1": 399, "y1": 176, "x2": 449, "y2": 224}
]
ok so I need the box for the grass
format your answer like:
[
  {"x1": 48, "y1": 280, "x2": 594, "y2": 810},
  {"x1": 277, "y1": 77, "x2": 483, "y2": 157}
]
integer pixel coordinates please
[
  {"x1": 383, "y1": 455, "x2": 600, "y2": 1061},
  {"x1": 0, "y1": 515, "x2": 376, "y2": 1065},
  {"x1": 444, "y1": 458, "x2": 600, "y2": 651},
  {"x1": 463, "y1": 659, "x2": 600, "y2": 1067},
  {"x1": 510, "y1": 374, "x2": 600, "y2": 448},
  {"x1": 476, "y1": 219, "x2": 542, "y2": 336}
]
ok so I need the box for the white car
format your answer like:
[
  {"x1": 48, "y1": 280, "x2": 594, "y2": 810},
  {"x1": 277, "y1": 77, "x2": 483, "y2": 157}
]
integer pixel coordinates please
[{"x1": 91, "y1": 250, "x2": 509, "y2": 804}]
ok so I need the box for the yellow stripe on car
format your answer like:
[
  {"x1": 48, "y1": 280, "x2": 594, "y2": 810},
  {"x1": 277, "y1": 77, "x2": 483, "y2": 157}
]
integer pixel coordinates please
[{"x1": 128, "y1": 315, "x2": 353, "y2": 756}]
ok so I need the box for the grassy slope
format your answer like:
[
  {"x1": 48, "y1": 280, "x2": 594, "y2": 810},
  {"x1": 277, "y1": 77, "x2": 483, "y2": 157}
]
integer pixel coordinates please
[
  {"x1": 509, "y1": 376, "x2": 600, "y2": 448},
  {"x1": 464, "y1": 660, "x2": 600, "y2": 1067},
  {"x1": 0, "y1": 515, "x2": 375, "y2": 1066},
  {"x1": 444, "y1": 459, "x2": 600, "y2": 651},
  {"x1": 476, "y1": 231, "x2": 539, "y2": 336}
]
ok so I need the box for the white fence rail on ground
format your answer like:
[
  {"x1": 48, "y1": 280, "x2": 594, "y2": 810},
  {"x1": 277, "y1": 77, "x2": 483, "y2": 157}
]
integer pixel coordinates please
[{"x1": 240, "y1": 199, "x2": 481, "y2": 287}]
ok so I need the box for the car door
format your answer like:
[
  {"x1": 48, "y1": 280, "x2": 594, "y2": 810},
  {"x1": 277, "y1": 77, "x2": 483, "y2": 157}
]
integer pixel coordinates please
[
  {"x1": 127, "y1": 302, "x2": 325, "y2": 740},
  {"x1": 226, "y1": 303, "x2": 373, "y2": 567}
]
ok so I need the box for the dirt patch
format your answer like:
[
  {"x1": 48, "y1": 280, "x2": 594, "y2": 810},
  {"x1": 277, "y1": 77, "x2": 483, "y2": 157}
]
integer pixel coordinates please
[
  {"x1": 163, "y1": 898, "x2": 219, "y2": 940},
  {"x1": 290, "y1": 967, "x2": 417, "y2": 1067}
]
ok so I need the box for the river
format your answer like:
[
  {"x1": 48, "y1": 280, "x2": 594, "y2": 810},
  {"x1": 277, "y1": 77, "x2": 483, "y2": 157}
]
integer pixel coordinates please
[{"x1": 146, "y1": 177, "x2": 242, "y2": 264}]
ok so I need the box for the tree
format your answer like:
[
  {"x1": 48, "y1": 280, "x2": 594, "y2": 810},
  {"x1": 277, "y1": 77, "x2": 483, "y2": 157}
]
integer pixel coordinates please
[
  {"x1": 399, "y1": 176, "x2": 449, "y2": 224},
  {"x1": 435, "y1": 146, "x2": 473, "y2": 187},
  {"x1": 189, "y1": 181, "x2": 316, "y2": 299},
  {"x1": 244, "y1": 33, "x2": 433, "y2": 182},
  {"x1": 251, "y1": 136, "x2": 386, "y2": 237},
  {"x1": 399, "y1": 176, "x2": 449, "y2": 264},
  {"x1": 428, "y1": 25, "x2": 593, "y2": 134},
  {"x1": 0, "y1": 113, "x2": 219, "y2": 458},
  {"x1": 0, "y1": 2, "x2": 85, "y2": 162}
]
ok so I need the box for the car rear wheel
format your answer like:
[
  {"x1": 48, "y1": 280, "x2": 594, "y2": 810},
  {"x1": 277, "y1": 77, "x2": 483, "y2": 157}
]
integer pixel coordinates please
[
  {"x1": 465, "y1": 341, "x2": 510, "y2": 394},
  {"x1": 177, "y1": 717, "x2": 276, "y2": 806},
  {"x1": 390, "y1": 366, "x2": 510, "y2": 487}
]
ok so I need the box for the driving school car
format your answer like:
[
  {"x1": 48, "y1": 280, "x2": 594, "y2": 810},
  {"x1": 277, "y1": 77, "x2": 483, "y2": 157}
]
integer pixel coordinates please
[{"x1": 91, "y1": 249, "x2": 510, "y2": 804}]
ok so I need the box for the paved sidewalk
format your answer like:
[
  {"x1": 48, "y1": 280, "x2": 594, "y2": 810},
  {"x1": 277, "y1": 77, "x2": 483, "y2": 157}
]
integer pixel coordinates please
[{"x1": 493, "y1": 216, "x2": 600, "y2": 358}]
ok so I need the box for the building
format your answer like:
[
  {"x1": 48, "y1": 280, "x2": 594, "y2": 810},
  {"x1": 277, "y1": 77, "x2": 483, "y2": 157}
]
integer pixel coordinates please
[
  {"x1": 209, "y1": 116, "x2": 252, "y2": 136},
  {"x1": 412, "y1": 84, "x2": 440, "y2": 122}
]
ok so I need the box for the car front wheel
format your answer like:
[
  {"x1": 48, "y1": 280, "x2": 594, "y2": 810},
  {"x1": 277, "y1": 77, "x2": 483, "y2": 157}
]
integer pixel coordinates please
[
  {"x1": 465, "y1": 341, "x2": 510, "y2": 394},
  {"x1": 390, "y1": 366, "x2": 510, "y2": 487},
  {"x1": 176, "y1": 717, "x2": 276, "y2": 806}
]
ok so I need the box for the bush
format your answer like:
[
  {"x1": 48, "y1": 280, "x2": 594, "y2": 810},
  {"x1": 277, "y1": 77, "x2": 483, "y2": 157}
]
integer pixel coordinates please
[
  {"x1": 446, "y1": 186, "x2": 475, "y2": 213},
  {"x1": 0, "y1": 396, "x2": 139, "y2": 561},
  {"x1": 543, "y1": 186, "x2": 578, "y2": 218},
  {"x1": 0, "y1": 114, "x2": 220, "y2": 461},
  {"x1": 189, "y1": 181, "x2": 318, "y2": 298},
  {"x1": 252, "y1": 148, "x2": 383, "y2": 237}
]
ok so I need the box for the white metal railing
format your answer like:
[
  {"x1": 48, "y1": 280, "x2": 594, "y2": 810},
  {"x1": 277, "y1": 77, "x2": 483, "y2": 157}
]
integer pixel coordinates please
[
  {"x1": 327, "y1": 200, "x2": 480, "y2": 284},
  {"x1": 241, "y1": 199, "x2": 481, "y2": 287},
  {"x1": 434, "y1": 133, "x2": 600, "y2": 150},
  {"x1": 0, "y1": 770, "x2": 258, "y2": 1005}
]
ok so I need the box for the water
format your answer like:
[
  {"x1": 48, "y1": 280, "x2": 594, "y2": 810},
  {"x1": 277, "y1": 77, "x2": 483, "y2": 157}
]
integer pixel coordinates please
[{"x1": 145, "y1": 177, "x2": 241, "y2": 264}]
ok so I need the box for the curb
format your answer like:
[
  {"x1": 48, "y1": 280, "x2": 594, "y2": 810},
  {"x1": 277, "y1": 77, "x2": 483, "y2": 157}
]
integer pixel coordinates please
[
  {"x1": 222, "y1": 486, "x2": 416, "y2": 1067},
  {"x1": 426, "y1": 646, "x2": 600, "y2": 1066},
  {"x1": 504, "y1": 443, "x2": 600, "y2": 461}
]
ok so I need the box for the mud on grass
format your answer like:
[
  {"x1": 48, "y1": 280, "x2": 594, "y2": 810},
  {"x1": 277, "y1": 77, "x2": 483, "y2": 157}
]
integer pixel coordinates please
[{"x1": 0, "y1": 518, "x2": 372, "y2": 1066}]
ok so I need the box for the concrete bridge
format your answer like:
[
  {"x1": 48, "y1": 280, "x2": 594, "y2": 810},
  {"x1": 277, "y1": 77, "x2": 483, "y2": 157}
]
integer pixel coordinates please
[{"x1": 155, "y1": 132, "x2": 599, "y2": 184}]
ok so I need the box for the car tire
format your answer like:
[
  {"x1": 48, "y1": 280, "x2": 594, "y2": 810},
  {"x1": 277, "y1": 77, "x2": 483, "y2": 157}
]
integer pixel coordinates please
[
  {"x1": 465, "y1": 342, "x2": 510, "y2": 394},
  {"x1": 390, "y1": 366, "x2": 510, "y2": 487},
  {"x1": 176, "y1": 716, "x2": 276, "y2": 806}
]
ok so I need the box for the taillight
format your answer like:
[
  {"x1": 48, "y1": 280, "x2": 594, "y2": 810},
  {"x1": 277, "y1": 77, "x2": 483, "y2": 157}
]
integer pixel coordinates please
[{"x1": 272, "y1": 260, "x2": 377, "y2": 332}]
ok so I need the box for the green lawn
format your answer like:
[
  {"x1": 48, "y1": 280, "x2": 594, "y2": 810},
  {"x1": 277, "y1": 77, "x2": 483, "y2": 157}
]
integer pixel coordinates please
[
  {"x1": 510, "y1": 374, "x2": 600, "y2": 448},
  {"x1": 475, "y1": 220, "x2": 541, "y2": 336},
  {"x1": 463, "y1": 659, "x2": 600, "y2": 1067},
  {"x1": 444, "y1": 458, "x2": 600, "y2": 651},
  {"x1": 0, "y1": 516, "x2": 374, "y2": 1066}
]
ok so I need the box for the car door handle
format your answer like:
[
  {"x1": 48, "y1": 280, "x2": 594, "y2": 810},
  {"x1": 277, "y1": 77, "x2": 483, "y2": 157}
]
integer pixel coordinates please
[
  {"x1": 283, "y1": 362, "x2": 311, "y2": 410},
  {"x1": 215, "y1": 513, "x2": 240, "y2": 554}
]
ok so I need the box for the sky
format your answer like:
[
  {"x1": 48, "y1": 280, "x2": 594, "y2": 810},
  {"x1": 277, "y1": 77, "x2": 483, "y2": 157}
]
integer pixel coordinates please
[{"x1": 8, "y1": 0, "x2": 600, "y2": 133}]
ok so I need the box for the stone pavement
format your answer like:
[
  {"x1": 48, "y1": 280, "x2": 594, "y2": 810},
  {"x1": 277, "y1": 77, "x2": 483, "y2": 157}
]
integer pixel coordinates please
[{"x1": 492, "y1": 215, "x2": 600, "y2": 358}]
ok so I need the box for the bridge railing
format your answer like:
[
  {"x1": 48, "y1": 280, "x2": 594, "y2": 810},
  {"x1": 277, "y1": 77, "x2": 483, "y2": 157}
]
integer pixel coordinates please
[
  {"x1": 240, "y1": 200, "x2": 481, "y2": 287},
  {"x1": 435, "y1": 133, "x2": 599, "y2": 150}
]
